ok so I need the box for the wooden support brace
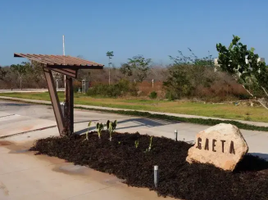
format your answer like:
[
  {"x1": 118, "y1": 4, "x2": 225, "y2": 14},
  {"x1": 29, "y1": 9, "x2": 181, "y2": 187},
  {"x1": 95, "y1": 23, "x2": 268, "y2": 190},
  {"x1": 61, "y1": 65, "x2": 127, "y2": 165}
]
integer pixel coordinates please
[
  {"x1": 43, "y1": 67, "x2": 65, "y2": 135},
  {"x1": 65, "y1": 76, "x2": 74, "y2": 134}
]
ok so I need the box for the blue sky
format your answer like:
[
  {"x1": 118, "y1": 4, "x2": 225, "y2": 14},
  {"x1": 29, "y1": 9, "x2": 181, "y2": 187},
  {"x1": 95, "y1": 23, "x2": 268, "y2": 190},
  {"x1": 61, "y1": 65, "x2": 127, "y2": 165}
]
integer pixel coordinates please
[{"x1": 1, "y1": 0, "x2": 268, "y2": 67}]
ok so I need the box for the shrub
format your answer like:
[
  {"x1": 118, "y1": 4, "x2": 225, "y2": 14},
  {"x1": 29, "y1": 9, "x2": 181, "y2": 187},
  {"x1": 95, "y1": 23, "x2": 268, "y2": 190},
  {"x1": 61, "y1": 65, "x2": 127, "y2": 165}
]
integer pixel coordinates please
[
  {"x1": 163, "y1": 65, "x2": 194, "y2": 99},
  {"x1": 73, "y1": 80, "x2": 82, "y2": 93},
  {"x1": 149, "y1": 91, "x2": 157, "y2": 99},
  {"x1": 86, "y1": 79, "x2": 137, "y2": 97},
  {"x1": 165, "y1": 91, "x2": 176, "y2": 101}
]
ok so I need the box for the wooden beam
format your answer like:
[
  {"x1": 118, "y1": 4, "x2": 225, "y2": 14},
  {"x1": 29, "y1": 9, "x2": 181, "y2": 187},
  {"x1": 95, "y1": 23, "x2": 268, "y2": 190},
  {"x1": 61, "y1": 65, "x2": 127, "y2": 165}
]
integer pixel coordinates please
[
  {"x1": 49, "y1": 68, "x2": 77, "y2": 78},
  {"x1": 65, "y1": 76, "x2": 74, "y2": 134},
  {"x1": 47, "y1": 64, "x2": 103, "y2": 70},
  {"x1": 43, "y1": 67, "x2": 65, "y2": 135}
]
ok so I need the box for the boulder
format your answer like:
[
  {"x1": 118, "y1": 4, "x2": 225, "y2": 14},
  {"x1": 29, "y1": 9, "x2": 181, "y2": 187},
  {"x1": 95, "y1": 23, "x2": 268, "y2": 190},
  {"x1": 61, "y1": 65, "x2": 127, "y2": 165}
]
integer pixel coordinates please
[{"x1": 186, "y1": 123, "x2": 249, "y2": 171}]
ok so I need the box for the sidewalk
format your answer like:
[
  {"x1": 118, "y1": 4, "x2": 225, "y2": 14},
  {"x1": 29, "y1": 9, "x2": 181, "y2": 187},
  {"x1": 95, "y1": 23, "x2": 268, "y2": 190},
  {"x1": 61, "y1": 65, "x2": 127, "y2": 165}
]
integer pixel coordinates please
[
  {"x1": 1, "y1": 96, "x2": 268, "y2": 127},
  {"x1": 0, "y1": 100, "x2": 178, "y2": 199},
  {"x1": 0, "y1": 141, "x2": 175, "y2": 200}
]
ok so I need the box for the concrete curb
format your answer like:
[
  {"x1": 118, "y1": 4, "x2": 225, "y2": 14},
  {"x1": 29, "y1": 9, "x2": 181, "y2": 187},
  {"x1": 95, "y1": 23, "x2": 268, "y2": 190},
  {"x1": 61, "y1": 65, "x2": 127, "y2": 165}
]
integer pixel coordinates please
[{"x1": 0, "y1": 96, "x2": 268, "y2": 128}]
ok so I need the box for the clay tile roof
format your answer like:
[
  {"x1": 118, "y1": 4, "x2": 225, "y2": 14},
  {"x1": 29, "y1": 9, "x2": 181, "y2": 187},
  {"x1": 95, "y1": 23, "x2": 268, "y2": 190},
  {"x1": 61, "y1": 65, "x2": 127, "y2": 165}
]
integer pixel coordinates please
[{"x1": 14, "y1": 53, "x2": 104, "y2": 69}]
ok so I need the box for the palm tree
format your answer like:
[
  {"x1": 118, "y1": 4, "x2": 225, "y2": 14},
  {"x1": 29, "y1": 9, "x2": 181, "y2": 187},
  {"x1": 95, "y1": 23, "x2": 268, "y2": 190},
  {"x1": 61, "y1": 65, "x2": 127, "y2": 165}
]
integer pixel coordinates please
[{"x1": 106, "y1": 51, "x2": 114, "y2": 85}]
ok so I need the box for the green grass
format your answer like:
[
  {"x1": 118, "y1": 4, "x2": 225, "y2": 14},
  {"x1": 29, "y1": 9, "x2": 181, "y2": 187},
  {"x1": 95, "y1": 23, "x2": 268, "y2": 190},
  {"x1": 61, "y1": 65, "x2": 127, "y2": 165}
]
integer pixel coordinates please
[{"x1": 1, "y1": 92, "x2": 268, "y2": 123}]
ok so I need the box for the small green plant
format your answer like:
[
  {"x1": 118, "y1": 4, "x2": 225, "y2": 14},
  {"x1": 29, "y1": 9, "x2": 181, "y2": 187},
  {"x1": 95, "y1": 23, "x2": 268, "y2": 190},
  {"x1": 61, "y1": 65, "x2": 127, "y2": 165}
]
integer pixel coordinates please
[
  {"x1": 145, "y1": 136, "x2": 153, "y2": 152},
  {"x1": 106, "y1": 120, "x2": 117, "y2": 141},
  {"x1": 85, "y1": 121, "x2": 92, "y2": 141},
  {"x1": 135, "y1": 140, "x2": 139, "y2": 148},
  {"x1": 106, "y1": 120, "x2": 110, "y2": 131},
  {"x1": 96, "y1": 122, "x2": 104, "y2": 139},
  {"x1": 165, "y1": 91, "x2": 176, "y2": 101},
  {"x1": 148, "y1": 136, "x2": 153, "y2": 151},
  {"x1": 149, "y1": 91, "x2": 157, "y2": 99}
]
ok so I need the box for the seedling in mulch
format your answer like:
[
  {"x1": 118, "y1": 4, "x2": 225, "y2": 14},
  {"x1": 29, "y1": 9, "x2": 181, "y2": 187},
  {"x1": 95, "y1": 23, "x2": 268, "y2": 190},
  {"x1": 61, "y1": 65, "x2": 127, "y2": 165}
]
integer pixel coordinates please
[
  {"x1": 106, "y1": 120, "x2": 117, "y2": 141},
  {"x1": 96, "y1": 122, "x2": 104, "y2": 139},
  {"x1": 106, "y1": 120, "x2": 110, "y2": 131},
  {"x1": 145, "y1": 136, "x2": 153, "y2": 152},
  {"x1": 135, "y1": 140, "x2": 139, "y2": 148},
  {"x1": 84, "y1": 121, "x2": 92, "y2": 141}
]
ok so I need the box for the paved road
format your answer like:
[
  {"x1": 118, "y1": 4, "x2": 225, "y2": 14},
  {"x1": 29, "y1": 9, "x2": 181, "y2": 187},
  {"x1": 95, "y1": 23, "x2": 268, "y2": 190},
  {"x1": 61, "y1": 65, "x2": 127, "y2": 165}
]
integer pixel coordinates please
[
  {"x1": 2, "y1": 95, "x2": 268, "y2": 127},
  {"x1": 0, "y1": 88, "x2": 64, "y2": 93},
  {"x1": 0, "y1": 99, "x2": 267, "y2": 157},
  {"x1": 0, "y1": 99, "x2": 267, "y2": 199}
]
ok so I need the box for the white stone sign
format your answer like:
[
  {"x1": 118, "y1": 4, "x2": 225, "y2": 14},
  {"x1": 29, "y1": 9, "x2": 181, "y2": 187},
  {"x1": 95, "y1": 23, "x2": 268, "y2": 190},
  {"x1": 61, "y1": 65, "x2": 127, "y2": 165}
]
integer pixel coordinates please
[{"x1": 186, "y1": 123, "x2": 249, "y2": 171}]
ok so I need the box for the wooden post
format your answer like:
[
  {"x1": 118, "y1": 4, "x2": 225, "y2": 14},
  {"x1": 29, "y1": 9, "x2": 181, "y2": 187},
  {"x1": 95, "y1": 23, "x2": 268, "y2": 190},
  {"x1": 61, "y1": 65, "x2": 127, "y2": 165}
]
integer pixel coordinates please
[
  {"x1": 44, "y1": 67, "x2": 64, "y2": 135},
  {"x1": 65, "y1": 76, "x2": 74, "y2": 134}
]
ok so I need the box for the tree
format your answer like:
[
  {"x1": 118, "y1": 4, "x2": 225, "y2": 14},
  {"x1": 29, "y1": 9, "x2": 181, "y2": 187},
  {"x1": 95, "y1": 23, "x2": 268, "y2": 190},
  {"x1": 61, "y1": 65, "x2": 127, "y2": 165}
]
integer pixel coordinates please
[
  {"x1": 0, "y1": 67, "x2": 7, "y2": 81},
  {"x1": 30, "y1": 61, "x2": 45, "y2": 84},
  {"x1": 106, "y1": 51, "x2": 114, "y2": 85},
  {"x1": 10, "y1": 62, "x2": 30, "y2": 90},
  {"x1": 169, "y1": 48, "x2": 214, "y2": 67},
  {"x1": 216, "y1": 35, "x2": 268, "y2": 108},
  {"x1": 120, "y1": 63, "x2": 133, "y2": 77},
  {"x1": 164, "y1": 49, "x2": 216, "y2": 100},
  {"x1": 163, "y1": 65, "x2": 193, "y2": 99},
  {"x1": 121, "y1": 55, "x2": 151, "y2": 82}
]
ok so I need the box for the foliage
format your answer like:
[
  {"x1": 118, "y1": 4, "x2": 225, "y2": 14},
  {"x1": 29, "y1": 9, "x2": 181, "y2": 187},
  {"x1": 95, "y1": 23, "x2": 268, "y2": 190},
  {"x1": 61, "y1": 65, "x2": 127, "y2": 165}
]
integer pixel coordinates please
[
  {"x1": 106, "y1": 120, "x2": 117, "y2": 141},
  {"x1": 149, "y1": 91, "x2": 157, "y2": 99},
  {"x1": 96, "y1": 123, "x2": 104, "y2": 139},
  {"x1": 120, "y1": 55, "x2": 152, "y2": 82},
  {"x1": 216, "y1": 35, "x2": 268, "y2": 108},
  {"x1": 0, "y1": 50, "x2": 248, "y2": 102},
  {"x1": 164, "y1": 49, "x2": 216, "y2": 100},
  {"x1": 145, "y1": 136, "x2": 153, "y2": 152},
  {"x1": 2, "y1": 61, "x2": 46, "y2": 89},
  {"x1": 163, "y1": 65, "x2": 194, "y2": 99},
  {"x1": 86, "y1": 79, "x2": 137, "y2": 97},
  {"x1": 120, "y1": 63, "x2": 133, "y2": 77},
  {"x1": 165, "y1": 91, "x2": 176, "y2": 101},
  {"x1": 106, "y1": 51, "x2": 114, "y2": 62},
  {"x1": 10, "y1": 62, "x2": 31, "y2": 89},
  {"x1": 85, "y1": 121, "x2": 92, "y2": 141},
  {"x1": 28, "y1": 61, "x2": 46, "y2": 85},
  {"x1": 135, "y1": 140, "x2": 139, "y2": 148},
  {"x1": 169, "y1": 48, "x2": 214, "y2": 67},
  {"x1": 0, "y1": 67, "x2": 7, "y2": 81}
]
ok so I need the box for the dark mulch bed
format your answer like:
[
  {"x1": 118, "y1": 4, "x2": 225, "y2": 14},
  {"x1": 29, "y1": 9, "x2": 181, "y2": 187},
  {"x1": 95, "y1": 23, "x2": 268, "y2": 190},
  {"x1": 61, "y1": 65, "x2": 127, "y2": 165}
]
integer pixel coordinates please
[{"x1": 30, "y1": 132, "x2": 268, "y2": 200}]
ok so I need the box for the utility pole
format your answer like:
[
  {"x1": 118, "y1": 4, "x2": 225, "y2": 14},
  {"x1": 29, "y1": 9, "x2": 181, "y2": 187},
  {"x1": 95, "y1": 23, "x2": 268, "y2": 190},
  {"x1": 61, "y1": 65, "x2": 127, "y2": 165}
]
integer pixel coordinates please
[
  {"x1": 63, "y1": 35, "x2": 66, "y2": 95},
  {"x1": 109, "y1": 58, "x2": 111, "y2": 85}
]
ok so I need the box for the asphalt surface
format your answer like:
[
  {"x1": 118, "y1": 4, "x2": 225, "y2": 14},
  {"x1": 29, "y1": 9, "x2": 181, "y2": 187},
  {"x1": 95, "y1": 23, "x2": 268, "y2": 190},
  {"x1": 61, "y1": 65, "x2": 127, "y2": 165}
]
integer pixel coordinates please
[{"x1": 0, "y1": 99, "x2": 267, "y2": 159}]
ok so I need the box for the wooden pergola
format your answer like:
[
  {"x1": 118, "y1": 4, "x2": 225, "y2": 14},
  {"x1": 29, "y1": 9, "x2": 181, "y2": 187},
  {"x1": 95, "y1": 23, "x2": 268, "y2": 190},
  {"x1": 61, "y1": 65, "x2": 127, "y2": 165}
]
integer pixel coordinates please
[{"x1": 14, "y1": 53, "x2": 104, "y2": 136}]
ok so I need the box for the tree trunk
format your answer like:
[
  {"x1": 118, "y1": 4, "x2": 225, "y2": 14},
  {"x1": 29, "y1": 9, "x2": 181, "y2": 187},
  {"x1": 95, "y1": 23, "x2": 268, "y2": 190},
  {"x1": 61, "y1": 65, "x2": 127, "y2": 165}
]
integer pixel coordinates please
[{"x1": 19, "y1": 76, "x2": 22, "y2": 90}]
